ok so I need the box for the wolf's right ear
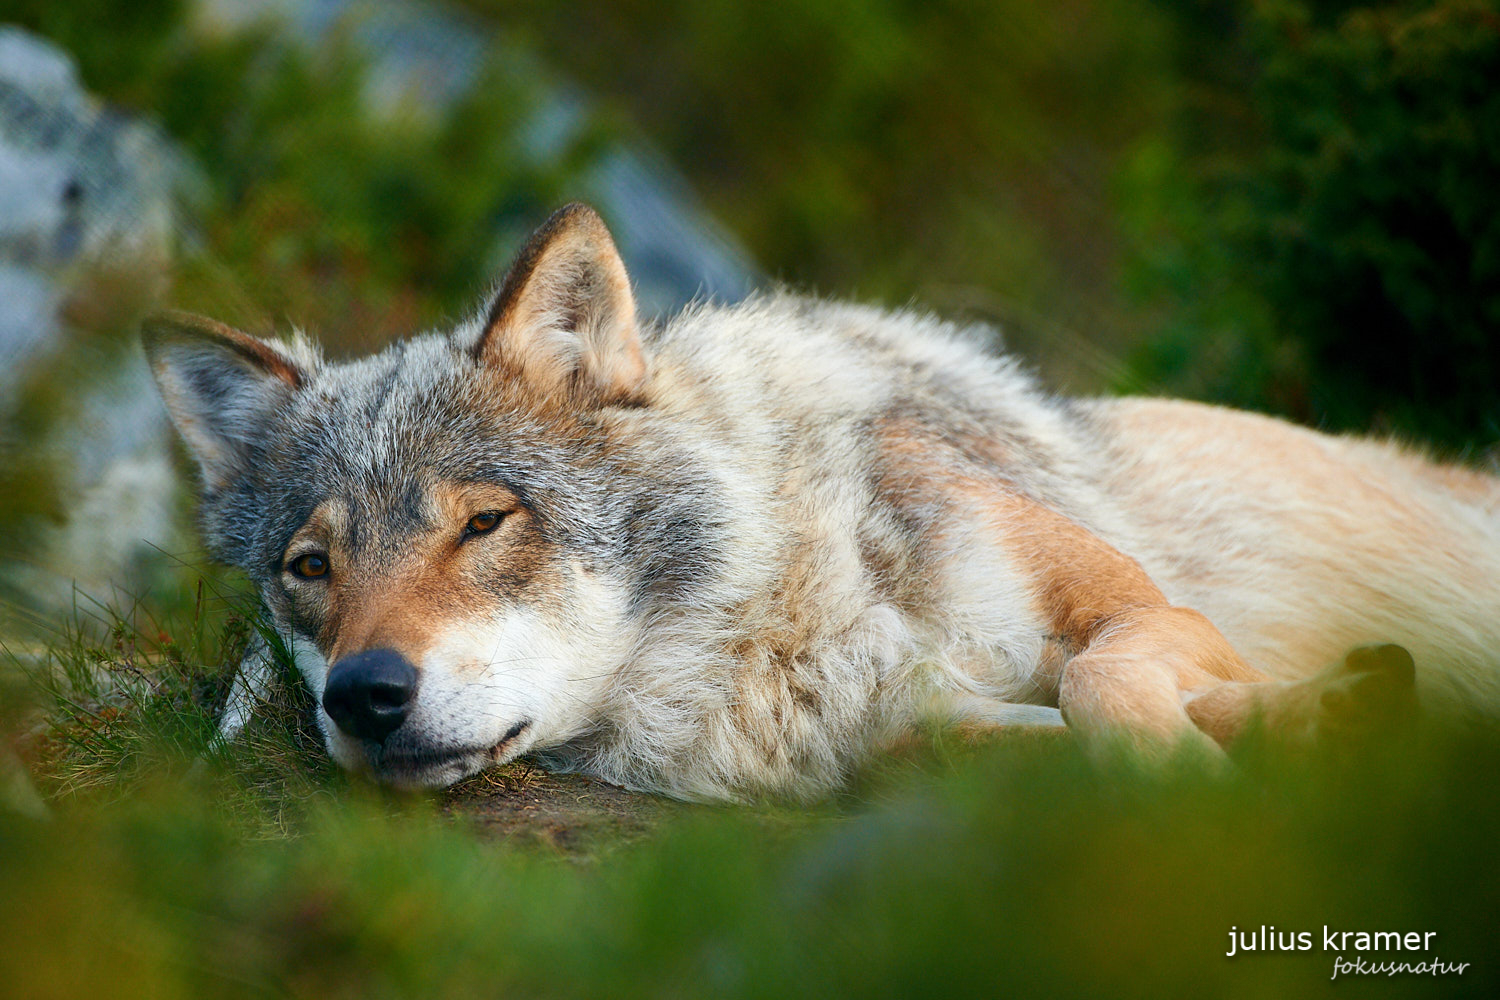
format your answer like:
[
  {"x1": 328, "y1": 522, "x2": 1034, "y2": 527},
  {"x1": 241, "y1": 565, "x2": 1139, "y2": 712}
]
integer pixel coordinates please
[
  {"x1": 472, "y1": 203, "x2": 647, "y2": 408},
  {"x1": 142, "y1": 311, "x2": 312, "y2": 491}
]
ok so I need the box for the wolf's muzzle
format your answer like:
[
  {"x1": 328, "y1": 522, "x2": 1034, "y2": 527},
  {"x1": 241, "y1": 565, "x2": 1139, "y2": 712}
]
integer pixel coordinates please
[{"x1": 322, "y1": 648, "x2": 418, "y2": 743}]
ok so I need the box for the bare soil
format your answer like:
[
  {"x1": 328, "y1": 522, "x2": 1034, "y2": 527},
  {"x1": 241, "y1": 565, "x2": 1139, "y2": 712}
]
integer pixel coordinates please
[{"x1": 440, "y1": 760, "x2": 684, "y2": 854}]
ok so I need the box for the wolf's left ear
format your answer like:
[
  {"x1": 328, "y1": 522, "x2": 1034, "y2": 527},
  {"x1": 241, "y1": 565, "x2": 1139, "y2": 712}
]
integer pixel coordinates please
[
  {"x1": 473, "y1": 203, "x2": 647, "y2": 406},
  {"x1": 142, "y1": 311, "x2": 312, "y2": 491}
]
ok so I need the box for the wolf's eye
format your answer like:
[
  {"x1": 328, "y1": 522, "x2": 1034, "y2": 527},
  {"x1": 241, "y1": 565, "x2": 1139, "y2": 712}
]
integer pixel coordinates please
[
  {"x1": 289, "y1": 553, "x2": 330, "y2": 579},
  {"x1": 464, "y1": 511, "x2": 504, "y2": 537}
]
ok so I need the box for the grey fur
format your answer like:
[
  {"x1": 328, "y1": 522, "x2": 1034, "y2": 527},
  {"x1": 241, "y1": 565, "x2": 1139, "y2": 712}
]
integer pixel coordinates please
[{"x1": 147, "y1": 205, "x2": 1500, "y2": 802}]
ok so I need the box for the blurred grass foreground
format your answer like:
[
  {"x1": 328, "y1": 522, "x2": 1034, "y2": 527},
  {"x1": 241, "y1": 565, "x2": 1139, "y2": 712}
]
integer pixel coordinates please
[
  {"x1": 4, "y1": 700, "x2": 1500, "y2": 998},
  {"x1": 2, "y1": 0, "x2": 1500, "y2": 997}
]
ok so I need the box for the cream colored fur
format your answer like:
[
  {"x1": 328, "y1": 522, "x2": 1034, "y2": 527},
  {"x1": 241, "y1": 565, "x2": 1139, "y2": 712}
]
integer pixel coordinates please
[{"x1": 153, "y1": 206, "x2": 1498, "y2": 802}]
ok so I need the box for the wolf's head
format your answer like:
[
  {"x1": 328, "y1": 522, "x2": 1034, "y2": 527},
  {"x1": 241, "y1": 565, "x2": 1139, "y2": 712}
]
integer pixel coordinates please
[{"x1": 144, "y1": 204, "x2": 720, "y2": 787}]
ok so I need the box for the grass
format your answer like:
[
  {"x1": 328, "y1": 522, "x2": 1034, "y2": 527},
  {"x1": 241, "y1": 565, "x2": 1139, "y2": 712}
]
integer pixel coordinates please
[{"x1": 2, "y1": 572, "x2": 1498, "y2": 998}]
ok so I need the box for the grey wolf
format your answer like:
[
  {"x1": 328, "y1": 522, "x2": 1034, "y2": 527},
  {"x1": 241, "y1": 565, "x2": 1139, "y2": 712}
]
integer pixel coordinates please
[{"x1": 143, "y1": 203, "x2": 1500, "y2": 801}]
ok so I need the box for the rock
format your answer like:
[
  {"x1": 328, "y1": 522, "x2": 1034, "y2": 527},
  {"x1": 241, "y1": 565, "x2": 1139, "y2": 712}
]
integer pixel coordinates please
[{"x1": 0, "y1": 27, "x2": 191, "y2": 613}]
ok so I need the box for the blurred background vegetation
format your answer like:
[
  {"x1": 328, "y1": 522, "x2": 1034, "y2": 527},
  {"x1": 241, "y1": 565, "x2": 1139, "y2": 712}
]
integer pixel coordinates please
[
  {"x1": 2, "y1": 1, "x2": 1498, "y2": 996},
  {"x1": 8, "y1": 0, "x2": 1499, "y2": 436}
]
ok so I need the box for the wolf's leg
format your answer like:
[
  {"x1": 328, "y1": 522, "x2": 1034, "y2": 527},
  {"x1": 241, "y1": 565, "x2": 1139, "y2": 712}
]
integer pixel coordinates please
[
  {"x1": 929, "y1": 691, "x2": 1067, "y2": 731},
  {"x1": 1181, "y1": 643, "x2": 1417, "y2": 747},
  {"x1": 874, "y1": 422, "x2": 1396, "y2": 756},
  {"x1": 1055, "y1": 605, "x2": 1262, "y2": 757}
]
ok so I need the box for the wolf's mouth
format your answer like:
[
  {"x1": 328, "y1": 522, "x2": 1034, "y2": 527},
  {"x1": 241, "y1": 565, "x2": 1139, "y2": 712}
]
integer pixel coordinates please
[{"x1": 376, "y1": 719, "x2": 532, "y2": 776}]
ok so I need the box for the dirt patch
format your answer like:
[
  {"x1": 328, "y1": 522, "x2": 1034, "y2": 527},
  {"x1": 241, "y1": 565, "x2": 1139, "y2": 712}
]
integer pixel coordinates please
[
  {"x1": 441, "y1": 760, "x2": 685, "y2": 855},
  {"x1": 436, "y1": 726, "x2": 1075, "y2": 854}
]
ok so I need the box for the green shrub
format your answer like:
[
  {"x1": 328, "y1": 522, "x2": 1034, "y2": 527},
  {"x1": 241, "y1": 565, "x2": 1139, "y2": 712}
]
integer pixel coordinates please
[{"x1": 1125, "y1": 0, "x2": 1500, "y2": 450}]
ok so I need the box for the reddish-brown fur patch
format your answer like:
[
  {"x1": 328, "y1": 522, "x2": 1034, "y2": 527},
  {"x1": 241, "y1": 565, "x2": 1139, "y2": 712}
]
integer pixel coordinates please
[
  {"x1": 284, "y1": 483, "x2": 546, "y2": 666},
  {"x1": 146, "y1": 310, "x2": 304, "y2": 387},
  {"x1": 878, "y1": 417, "x2": 1257, "y2": 671},
  {"x1": 877, "y1": 416, "x2": 1264, "y2": 745}
]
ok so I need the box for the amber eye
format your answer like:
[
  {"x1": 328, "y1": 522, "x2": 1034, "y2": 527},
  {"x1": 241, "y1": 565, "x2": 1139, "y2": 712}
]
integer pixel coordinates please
[
  {"x1": 289, "y1": 553, "x2": 329, "y2": 579},
  {"x1": 465, "y1": 511, "x2": 504, "y2": 537}
]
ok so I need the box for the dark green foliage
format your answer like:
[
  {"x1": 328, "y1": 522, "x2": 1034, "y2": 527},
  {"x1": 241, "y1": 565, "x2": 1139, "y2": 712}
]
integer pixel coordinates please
[
  {"x1": 1125, "y1": 0, "x2": 1500, "y2": 449},
  {"x1": 2, "y1": 0, "x2": 188, "y2": 104},
  {"x1": 1248, "y1": 0, "x2": 1500, "y2": 445}
]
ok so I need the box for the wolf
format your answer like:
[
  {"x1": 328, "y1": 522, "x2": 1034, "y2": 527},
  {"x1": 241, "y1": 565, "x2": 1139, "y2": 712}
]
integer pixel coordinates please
[{"x1": 143, "y1": 203, "x2": 1500, "y2": 801}]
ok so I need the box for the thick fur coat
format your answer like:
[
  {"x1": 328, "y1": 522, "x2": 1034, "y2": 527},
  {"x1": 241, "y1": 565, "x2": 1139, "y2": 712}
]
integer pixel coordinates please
[{"x1": 145, "y1": 204, "x2": 1500, "y2": 801}]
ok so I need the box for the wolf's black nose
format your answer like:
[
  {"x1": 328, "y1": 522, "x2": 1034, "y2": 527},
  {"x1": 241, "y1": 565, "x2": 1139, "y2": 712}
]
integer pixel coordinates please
[{"x1": 322, "y1": 648, "x2": 418, "y2": 743}]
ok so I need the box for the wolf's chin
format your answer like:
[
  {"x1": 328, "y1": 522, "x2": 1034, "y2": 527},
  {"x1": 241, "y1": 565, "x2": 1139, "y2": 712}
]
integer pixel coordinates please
[
  {"x1": 377, "y1": 753, "x2": 486, "y2": 789},
  {"x1": 359, "y1": 720, "x2": 535, "y2": 789}
]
